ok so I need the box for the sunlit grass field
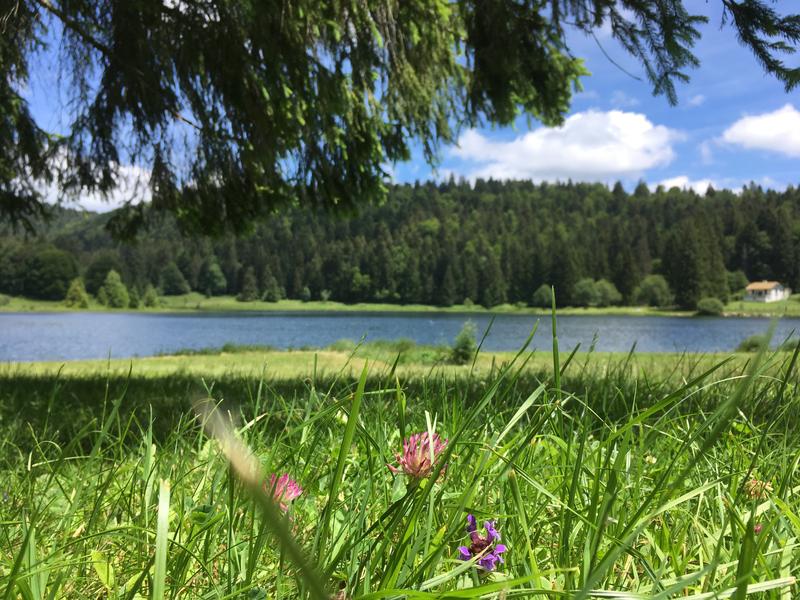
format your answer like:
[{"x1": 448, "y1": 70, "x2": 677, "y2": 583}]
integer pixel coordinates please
[
  {"x1": 2, "y1": 335, "x2": 800, "y2": 598},
  {"x1": 4, "y1": 290, "x2": 800, "y2": 317}
]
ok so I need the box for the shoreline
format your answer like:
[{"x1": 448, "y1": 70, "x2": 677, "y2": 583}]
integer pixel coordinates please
[{"x1": 1, "y1": 293, "x2": 798, "y2": 318}]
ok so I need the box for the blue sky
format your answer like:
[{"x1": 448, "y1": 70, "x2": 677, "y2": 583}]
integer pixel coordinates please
[{"x1": 393, "y1": 2, "x2": 800, "y2": 193}]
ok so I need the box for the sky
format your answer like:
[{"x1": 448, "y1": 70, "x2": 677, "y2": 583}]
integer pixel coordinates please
[
  {"x1": 24, "y1": 2, "x2": 800, "y2": 211},
  {"x1": 393, "y1": 2, "x2": 800, "y2": 195}
]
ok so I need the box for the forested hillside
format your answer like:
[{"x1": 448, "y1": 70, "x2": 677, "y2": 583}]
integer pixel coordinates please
[{"x1": 2, "y1": 179, "x2": 799, "y2": 309}]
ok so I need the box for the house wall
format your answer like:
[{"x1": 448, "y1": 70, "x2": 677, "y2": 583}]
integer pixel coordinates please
[{"x1": 745, "y1": 287, "x2": 790, "y2": 303}]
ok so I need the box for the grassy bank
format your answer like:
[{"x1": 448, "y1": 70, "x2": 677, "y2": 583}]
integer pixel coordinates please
[
  {"x1": 2, "y1": 343, "x2": 800, "y2": 597},
  {"x1": 3, "y1": 291, "x2": 800, "y2": 317}
]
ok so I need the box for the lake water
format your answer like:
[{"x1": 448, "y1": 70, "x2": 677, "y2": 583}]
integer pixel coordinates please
[{"x1": 0, "y1": 311, "x2": 798, "y2": 362}]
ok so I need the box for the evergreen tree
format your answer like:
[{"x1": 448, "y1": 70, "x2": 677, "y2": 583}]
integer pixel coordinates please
[
  {"x1": 160, "y1": 262, "x2": 190, "y2": 295},
  {"x1": 128, "y1": 287, "x2": 141, "y2": 309},
  {"x1": 237, "y1": 267, "x2": 259, "y2": 302},
  {"x1": 143, "y1": 284, "x2": 159, "y2": 308},
  {"x1": 12, "y1": 1, "x2": 797, "y2": 232},
  {"x1": 478, "y1": 249, "x2": 507, "y2": 308},
  {"x1": 100, "y1": 270, "x2": 130, "y2": 308},
  {"x1": 663, "y1": 225, "x2": 703, "y2": 309},
  {"x1": 438, "y1": 264, "x2": 457, "y2": 307},
  {"x1": 262, "y1": 275, "x2": 283, "y2": 302},
  {"x1": 64, "y1": 278, "x2": 90, "y2": 308},
  {"x1": 198, "y1": 259, "x2": 227, "y2": 296},
  {"x1": 85, "y1": 252, "x2": 123, "y2": 295}
]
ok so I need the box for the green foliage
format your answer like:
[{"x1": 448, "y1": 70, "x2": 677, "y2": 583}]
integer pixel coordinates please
[
  {"x1": 300, "y1": 286, "x2": 312, "y2": 302},
  {"x1": 696, "y1": 296, "x2": 725, "y2": 316},
  {"x1": 100, "y1": 270, "x2": 130, "y2": 308},
  {"x1": 3, "y1": 181, "x2": 800, "y2": 307},
  {"x1": 143, "y1": 284, "x2": 159, "y2": 307},
  {"x1": 595, "y1": 279, "x2": 623, "y2": 307},
  {"x1": 128, "y1": 287, "x2": 140, "y2": 309},
  {"x1": 262, "y1": 275, "x2": 283, "y2": 302},
  {"x1": 21, "y1": 247, "x2": 79, "y2": 300},
  {"x1": 737, "y1": 334, "x2": 770, "y2": 352},
  {"x1": 160, "y1": 262, "x2": 190, "y2": 296},
  {"x1": 85, "y1": 252, "x2": 123, "y2": 295},
  {"x1": 5, "y1": 2, "x2": 800, "y2": 233},
  {"x1": 237, "y1": 267, "x2": 259, "y2": 302},
  {"x1": 198, "y1": 259, "x2": 227, "y2": 296},
  {"x1": 531, "y1": 284, "x2": 553, "y2": 308},
  {"x1": 449, "y1": 321, "x2": 477, "y2": 365},
  {"x1": 634, "y1": 274, "x2": 674, "y2": 307},
  {"x1": 64, "y1": 278, "x2": 90, "y2": 308},
  {"x1": 0, "y1": 293, "x2": 9, "y2": 306},
  {"x1": 727, "y1": 269, "x2": 749, "y2": 294},
  {"x1": 573, "y1": 277, "x2": 600, "y2": 307}
]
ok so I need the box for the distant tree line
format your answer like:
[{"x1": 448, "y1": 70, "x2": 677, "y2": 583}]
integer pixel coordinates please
[{"x1": 1, "y1": 179, "x2": 799, "y2": 310}]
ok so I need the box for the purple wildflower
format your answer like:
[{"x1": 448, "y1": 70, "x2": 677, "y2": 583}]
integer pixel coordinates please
[
  {"x1": 388, "y1": 432, "x2": 448, "y2": 480},
  {"x1": 457, "y1": 514, "x2": 507, "y2": 571}
]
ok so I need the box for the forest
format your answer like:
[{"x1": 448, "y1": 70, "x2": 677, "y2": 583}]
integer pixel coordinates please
[{"x1": 1, "y1": 178, "x2": 798, "y2": 310}]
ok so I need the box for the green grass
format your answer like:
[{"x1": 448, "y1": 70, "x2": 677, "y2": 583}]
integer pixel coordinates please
[
  {"x1": 2, "y1": 335, "x2": 800, "y2": 598},
  {"x1": 724, "y1": 296, "x2": 800, "y2": 317},
  {"x1": 4, "y1": 291, "x2": 800, "y2": 317}
]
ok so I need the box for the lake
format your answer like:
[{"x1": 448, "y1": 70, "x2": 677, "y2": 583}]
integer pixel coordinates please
[{"x1": 0, "y1": 311, "x2": 798, "y2": 362}]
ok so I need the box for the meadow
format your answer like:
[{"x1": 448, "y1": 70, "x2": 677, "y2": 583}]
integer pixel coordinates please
[
  {"x1": 2, "y1": 334, "x2": 800, "y2": 598},
  {"x1": 4, "y1": 291, "x2": 800, "y2": 318}
]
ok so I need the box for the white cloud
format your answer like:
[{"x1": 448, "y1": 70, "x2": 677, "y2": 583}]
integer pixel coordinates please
[
  {"x1": 42, "y1": 164, "x2": 151, "y2": 213},
  {"x1": 452, "y1": 110, "x2": 679, "y2": 182},
  {"x1": 721, "y1": 104, "x2": 800, "y2": 157},
  {"x1": 610, "y1": 90, "x2": 640, "y2": 108},
  {"x1": 688, "y1": 94, "x2": 706, "y2": 107},
  {"x1": 653, "y1": 176, "x2": 717, "y2": 194}
]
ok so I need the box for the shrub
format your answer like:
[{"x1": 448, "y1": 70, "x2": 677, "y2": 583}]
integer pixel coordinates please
[
  {"x1": 320, "y1": 289, "x2": 331, "y2": 302},
  {"x1": 595, "y1": 279, "x2": 622, "y2": 307},
  {"x1": 573, "y1": 278, "x2": 599, "y2": 307},
  {"x1": 450, "y1": 321, "x2": 477, "y2": 365},
  {"x1": 0, "y1": 294, "x2": 9, "y2": 306},
  {"x1": 128, "y1": 287, "x2": 140, "y2": 309},
  {"x1": 696, "y1": 297, "x2": 724, "y2": 316},
  {"x1": 736, "y1": 334, "x2": 769, "y2": 352},
  {"x1": 64, "y1": 278, "x2": 90, "y2": 308},
  {"x1": 143, "y1": 284, "x2": 159, "y2": 307},
  {"x1": 100, "y1": 270, "x2": 130, "y2": 308},
  {"x1": 300, "y1": 286, "x2": 312, "y2": 302},
  {"x1": 531, "y1": 284, "x2": 552, "y2": 308},
  {"x1": 633, "y1": 275, "x2": 673, "y2": 307}
]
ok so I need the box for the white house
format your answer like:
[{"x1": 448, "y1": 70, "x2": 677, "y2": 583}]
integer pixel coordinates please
[{"x1": 744, "y1": 280, "x2": 791, "y2": 303}]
